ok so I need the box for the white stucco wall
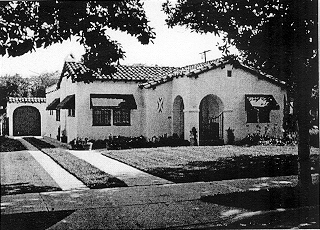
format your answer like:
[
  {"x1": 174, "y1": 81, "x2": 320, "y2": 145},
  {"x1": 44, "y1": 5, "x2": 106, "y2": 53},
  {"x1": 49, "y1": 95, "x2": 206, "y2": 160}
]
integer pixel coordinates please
[
  {"x1": 45, "y1": 76, "x2": 77, "y2": 142},
  {"x1": 144, "y1": 82, "x2": 173, "y2": 139},
  {"x1": 45, "y1": 84, "x2": 60, "y2": 139},
  {"x1": 184, "y1": 64, "x2": 286, "y2": 142},
  {"x1": 75, "y1": 81, "x2": 144, "y2": 140}
]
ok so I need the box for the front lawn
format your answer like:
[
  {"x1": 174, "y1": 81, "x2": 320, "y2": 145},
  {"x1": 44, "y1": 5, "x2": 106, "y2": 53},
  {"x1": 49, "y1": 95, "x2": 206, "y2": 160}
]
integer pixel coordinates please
[
  {"x1": 0, "y1": 136, "x2": 26, "y2": 152},
  {"x1": 100, "y1": 146, "x2": 319, "y2": 183},
  {"x1": 202, "y1": 184, "x2": 319, "y2": 229},
  {"x1": 23, "y1": 137, "x2": 127, "y2": 189}
]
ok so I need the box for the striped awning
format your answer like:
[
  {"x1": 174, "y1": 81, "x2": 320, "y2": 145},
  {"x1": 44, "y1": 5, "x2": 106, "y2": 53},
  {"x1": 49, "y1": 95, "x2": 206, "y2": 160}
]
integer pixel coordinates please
[
  {"x1": 245, "y1": 95, "x2": 279, "y2": 111},
  {"x1": 90, "y1": 94, "x2": 137, "y2": 109}
]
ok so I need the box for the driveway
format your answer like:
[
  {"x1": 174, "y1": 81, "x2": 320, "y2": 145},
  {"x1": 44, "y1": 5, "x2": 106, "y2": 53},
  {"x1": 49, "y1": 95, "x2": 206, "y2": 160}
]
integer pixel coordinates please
[{"x1": 0, "y1": 150, "x2": 61, "y2": 195}]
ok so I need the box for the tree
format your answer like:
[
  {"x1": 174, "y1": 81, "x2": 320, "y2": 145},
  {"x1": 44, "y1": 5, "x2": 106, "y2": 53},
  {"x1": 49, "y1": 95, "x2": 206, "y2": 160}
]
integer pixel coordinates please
[
  {"x1": 0, "y1": 1, "x2": 155, "y2": 80},
  {"x1": 163, "y1": 0, "x2": 318, "y2": 205},
  {"x1": 0, "y1": 74, "x2": 29, "y2": 112},
  {"x1": 29, "y1": 71, "x2": 60, "y2": 97}
]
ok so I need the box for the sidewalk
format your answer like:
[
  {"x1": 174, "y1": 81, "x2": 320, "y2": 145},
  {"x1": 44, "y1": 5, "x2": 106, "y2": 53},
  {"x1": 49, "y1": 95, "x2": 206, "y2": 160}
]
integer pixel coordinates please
[{"x1": 2, "y1": 175, "x2": 307, "y2": 229}]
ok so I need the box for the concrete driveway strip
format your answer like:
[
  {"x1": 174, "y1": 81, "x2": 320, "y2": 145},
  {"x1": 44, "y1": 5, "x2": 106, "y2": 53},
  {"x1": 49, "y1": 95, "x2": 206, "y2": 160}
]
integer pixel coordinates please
[
  {"x1": 28, "y1": 150, "x2": 88, "y2": 191},
  {"x1": 68, "y1": 150, "x2": 172, "y2": 186}
]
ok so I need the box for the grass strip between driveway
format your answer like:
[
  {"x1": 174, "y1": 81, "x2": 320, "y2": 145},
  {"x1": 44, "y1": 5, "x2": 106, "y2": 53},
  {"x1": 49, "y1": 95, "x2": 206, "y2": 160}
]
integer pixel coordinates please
[{"x1": 23, "y1": 137, "x2": 127, "y2": 189}]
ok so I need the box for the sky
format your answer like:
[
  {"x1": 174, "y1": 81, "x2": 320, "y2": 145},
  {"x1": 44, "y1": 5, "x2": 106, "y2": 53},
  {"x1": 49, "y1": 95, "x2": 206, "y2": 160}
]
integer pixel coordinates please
[{"x1": 0, "y1": 0, "x2": 233, "y2": 77}]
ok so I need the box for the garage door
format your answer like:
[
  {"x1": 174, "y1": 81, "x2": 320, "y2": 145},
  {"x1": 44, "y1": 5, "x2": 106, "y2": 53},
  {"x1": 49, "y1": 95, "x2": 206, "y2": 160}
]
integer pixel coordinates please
[{"x1": 13, "y1": 106, "x2": 41, "y2": 136}]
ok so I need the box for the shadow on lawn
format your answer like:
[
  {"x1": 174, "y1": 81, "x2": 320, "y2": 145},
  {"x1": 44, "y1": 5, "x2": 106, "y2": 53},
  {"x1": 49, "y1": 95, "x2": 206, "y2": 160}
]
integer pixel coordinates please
[
  {"x1": 201, "y1": 184, "x2": 319, "y2": 229},
  {"x1": 147, "y1": 154, "x2": 319, "y2": 183},
  {"x1": 1, "y1": 210, "x2": 74, "y2": 230},
  {"x1": 1, "y1": 183, "x2": 61, "y2": 196}
]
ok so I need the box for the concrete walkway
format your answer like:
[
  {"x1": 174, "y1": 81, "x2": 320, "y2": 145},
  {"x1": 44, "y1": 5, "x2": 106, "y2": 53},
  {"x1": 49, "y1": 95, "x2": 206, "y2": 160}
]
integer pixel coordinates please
[
  {"x1": 18, "y1": 138, "x2": 88, "y2": 191},
  {"x1": 68, "y1": 150, "x2": 173, "y2": 187}
]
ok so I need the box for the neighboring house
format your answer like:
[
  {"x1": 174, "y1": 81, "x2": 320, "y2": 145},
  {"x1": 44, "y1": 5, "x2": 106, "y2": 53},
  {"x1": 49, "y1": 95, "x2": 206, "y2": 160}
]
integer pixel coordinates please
[
  {"x1": 5, "y1": 97, "x2": 46, "y2": 136},
  {"x1": 45, "y1": 57, "x2": 287, "y2": 144}
]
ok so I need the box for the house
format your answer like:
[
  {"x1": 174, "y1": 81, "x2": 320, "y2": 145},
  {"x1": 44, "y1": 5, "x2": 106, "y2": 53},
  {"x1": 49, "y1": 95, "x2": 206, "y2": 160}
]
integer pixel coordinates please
[{"x1": 45, "y1": 57, "x2": 287, "y2": 145}]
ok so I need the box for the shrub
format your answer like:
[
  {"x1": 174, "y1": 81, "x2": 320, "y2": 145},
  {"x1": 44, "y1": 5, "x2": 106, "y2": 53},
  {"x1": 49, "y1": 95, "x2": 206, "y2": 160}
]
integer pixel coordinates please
[
  {"x1": 310, "y1": 127, "x2": 319, "y2": 148},
  {"x1": 82, "y1": 134, "x2": 190, "y2": 150}
]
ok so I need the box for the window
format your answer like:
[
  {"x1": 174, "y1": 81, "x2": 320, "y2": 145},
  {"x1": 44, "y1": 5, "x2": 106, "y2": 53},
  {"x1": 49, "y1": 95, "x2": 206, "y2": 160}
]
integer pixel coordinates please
[
  {"x1": 227, "y1": 70, "x2": 232, "y2": 77},
  {"x1": 56, "y1": 109, "x2": 60, "y2": 121},
  {"x1": 113, "y1": 109, "x2": 130, "y2": 126},
  {"x1": 247, "y1": 108, "x2": 270, "y2": 123},
  {"x1": 68, "y1": 108, "x2": 75, "y2": 117},
  {"x1": 93, "y1": 108, "x2": 111, "y2": 126},
  {"x1": 49, "y1": 110, "x2": 54, "y2": 115}
]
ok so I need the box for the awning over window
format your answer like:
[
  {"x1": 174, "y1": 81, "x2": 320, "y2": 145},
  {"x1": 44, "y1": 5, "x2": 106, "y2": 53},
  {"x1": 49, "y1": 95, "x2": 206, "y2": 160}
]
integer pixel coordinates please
[
  {"x1": 46, "y1": 98, "x2": 60, "y2": 110},
  {"x1": 245, "y1": 95, "x2": 279, "y2": 111},
  {"x1": 57, "y1": 95, "x2": 75, "y2": 109},
  {"x1": 90, "y1": 94, "x2": 137, "y2": 109}
]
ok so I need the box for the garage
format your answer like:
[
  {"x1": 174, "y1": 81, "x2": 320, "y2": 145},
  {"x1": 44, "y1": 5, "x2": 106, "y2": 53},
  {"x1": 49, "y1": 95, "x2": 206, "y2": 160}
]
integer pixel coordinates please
[{"x1": 13, "y1": 106, "x2": 41, "y2": 136}]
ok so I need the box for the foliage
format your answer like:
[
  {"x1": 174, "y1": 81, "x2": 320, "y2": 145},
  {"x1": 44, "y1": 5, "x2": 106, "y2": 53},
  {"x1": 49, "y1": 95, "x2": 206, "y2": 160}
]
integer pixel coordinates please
[
  {"x1": 28, "y1": 71, "x2": 60, "y2": 97},
  {"x1": 0, "y1": 72, "x2": 59, "y2": 112},
  {"x1": 78, "y1": 134, "x2": 190, "y2": 150},
  {"x1": 163, "y1": 0, "x2": 318, "y2": 87},
  {"x1": 226, "y1": 127, "x2": 235, "y2": 145},
  {"x1": 23, "y1": 137, "x2": 127, "y2": 188},
  {"x1": 0, "y1": 74, "x2": 29, "y2": 110},
  {"x1": 70, "y1": 137, "x2": 93, "y2": 150},
  {"x1": 0, "y1": 1, "x2": 155, "y2": 80}
]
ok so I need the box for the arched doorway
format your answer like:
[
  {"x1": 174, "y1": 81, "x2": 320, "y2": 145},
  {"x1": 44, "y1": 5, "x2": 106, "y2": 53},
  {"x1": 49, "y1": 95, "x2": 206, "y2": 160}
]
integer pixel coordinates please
[
  {"x1": 13, "y1": 106, "x2": 41, "y2": 136},
  {"x1": 199, "y1": 94, "x2": 224, "y2": 145},
  {"x1": 173, "y1": 95, "x2": 184, "y2": 139}
]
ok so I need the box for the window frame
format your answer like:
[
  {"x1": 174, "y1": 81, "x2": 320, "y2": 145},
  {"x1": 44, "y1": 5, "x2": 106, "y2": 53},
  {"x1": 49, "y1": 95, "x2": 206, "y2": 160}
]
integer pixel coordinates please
[
  {"x1": 68, "y1": 108, "x2": 75, "y2": 117},
  {"x1": 246, "y1": 108, "x2": 271, "y2": 123},
  {"x1": 92, "y1": 108, "x2": 111, "y2": 126},
  {"x1": 113, "y1": 108, "x2": 131, "y2": 126}
]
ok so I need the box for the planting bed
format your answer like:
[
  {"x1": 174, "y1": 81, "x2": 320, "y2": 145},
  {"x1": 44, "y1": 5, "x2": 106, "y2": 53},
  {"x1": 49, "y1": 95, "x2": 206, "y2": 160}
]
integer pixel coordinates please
[
  {"x1": 23, "y1": 137, "x2": 127, "y2": 189},
  {"x1": 100, "y1": 146, "x2": 319, "y2": 183}
]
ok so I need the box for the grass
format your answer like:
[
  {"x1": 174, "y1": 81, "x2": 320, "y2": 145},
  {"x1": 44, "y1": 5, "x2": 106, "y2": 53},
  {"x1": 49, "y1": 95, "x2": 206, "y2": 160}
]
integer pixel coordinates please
[
  {"x1": 202, "y1": 184, "x2": 319, "y2": 229},
  {"x1": 23, "y1": 137, "x2": 127, "y2": 189},
  {"x1": 0, "y1": 136, "x2": 26, "y2": 152},
  {"x1": 100, "y1": 146, "x2": 319, "y2": 183}
]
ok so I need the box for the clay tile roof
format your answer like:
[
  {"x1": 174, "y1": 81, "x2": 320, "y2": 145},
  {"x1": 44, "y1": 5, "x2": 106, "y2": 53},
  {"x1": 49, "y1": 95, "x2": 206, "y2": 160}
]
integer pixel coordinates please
[
  {"x1": 60, "y1": 58, "x2": 286, "y2": 90},
  {"x1": 8, "y1": 97, "x2": 46, "y2": 103},
  {"x1": 63, "y1": 62, "x2": 178, "y2": 83}
]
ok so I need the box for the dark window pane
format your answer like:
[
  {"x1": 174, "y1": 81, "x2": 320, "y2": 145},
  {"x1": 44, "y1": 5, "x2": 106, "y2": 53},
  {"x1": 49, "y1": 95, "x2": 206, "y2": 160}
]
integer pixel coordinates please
[{"x1": 247, "y1": 109, "x2": 258, "y2": 123}]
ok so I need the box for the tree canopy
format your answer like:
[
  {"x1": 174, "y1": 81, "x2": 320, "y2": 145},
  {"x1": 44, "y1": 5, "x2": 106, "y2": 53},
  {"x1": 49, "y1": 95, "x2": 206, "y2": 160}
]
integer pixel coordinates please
[
  {"x1": 0, "y1": 72, "x2": 59, "y2": 113},
  {"x1": 163, "y1": 0, "x2": 318, "y2": 88},
  {"x1": 0, "y1": 1, "x2": 155, "y2": 76}
]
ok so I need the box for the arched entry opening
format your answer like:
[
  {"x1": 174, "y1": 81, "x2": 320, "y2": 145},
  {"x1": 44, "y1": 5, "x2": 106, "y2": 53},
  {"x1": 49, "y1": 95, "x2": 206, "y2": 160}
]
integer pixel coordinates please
[
  {"x1": 173, "y1": 95, "x2": 184, "y2": 139},
  {"x1": 199, "y1": 94, "x2": 224, "y2": 145},
  {"x1": 13, "y1": 106, "x2": 41, "y2": 136}
]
